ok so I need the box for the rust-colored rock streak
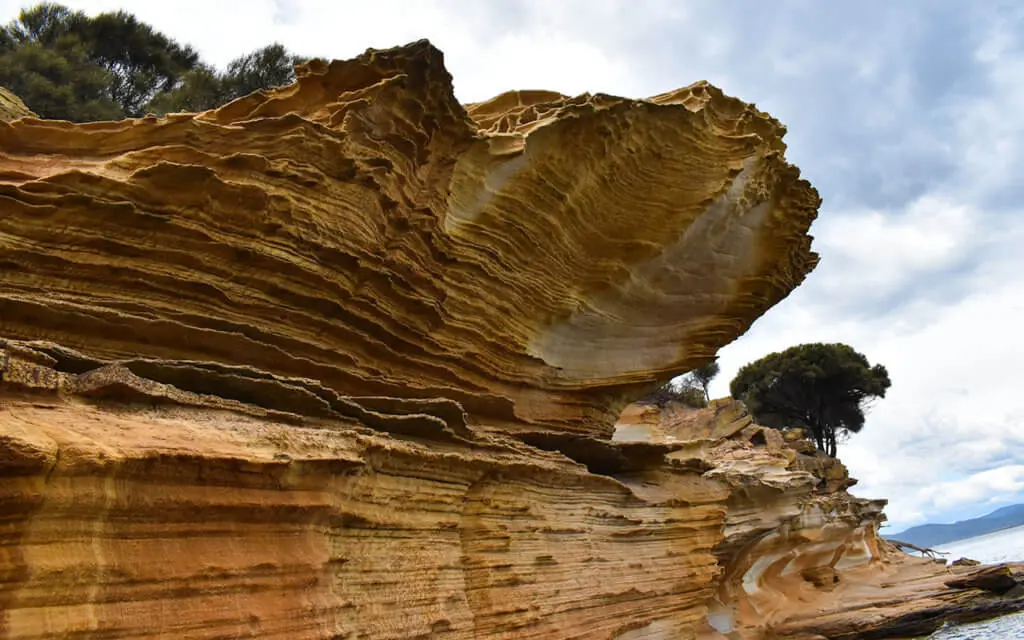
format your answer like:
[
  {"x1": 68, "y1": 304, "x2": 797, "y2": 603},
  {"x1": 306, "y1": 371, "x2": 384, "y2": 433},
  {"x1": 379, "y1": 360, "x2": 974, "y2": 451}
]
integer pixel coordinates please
[
  {"x1": 5, "y1": 368, "x2": 1021, "y2": 639},
  {"x1": 0, "y1": 41, "x2": 819, "y2": 436}
]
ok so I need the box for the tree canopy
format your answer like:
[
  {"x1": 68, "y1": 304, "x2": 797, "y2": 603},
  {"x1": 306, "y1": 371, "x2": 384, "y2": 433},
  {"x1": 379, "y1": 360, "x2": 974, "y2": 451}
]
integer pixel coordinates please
[
  {"x1": 148, "y1": 43, "x2": 304, "y2": 115},
  {"x1": 0, "y1": 3, "x2": 305, "y2": 121},
  {"x1": 640, "y1": 379, "x2": 707, "y2": 409},
  {"x1": 639, "y1": 362, "x2": 719, "y2": 409},
  {"x1": 691, "y1": 361, "x2": 720, "y2": 402},
  {"x1": 729, "y1": 343, "x2": 890, "y2": 457}
]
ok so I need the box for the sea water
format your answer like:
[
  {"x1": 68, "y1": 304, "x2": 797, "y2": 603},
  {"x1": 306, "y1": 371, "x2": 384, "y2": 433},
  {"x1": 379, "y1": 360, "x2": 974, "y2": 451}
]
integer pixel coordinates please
[
  {"x1": 933, "y1": 524, "x2": 1024, "y2": 565},
  {"x1": 927, "y1": 614, "x2": 1024, "y2": 639},
  {"x1": 925, "y1": 524, "x2": 1024, "y2": 639}
]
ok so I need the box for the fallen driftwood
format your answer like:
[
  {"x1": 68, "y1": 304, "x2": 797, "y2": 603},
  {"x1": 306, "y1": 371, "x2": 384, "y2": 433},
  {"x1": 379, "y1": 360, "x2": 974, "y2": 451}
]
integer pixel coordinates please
[{"x1": 888, "y1": 539, "x2": 947, "y2": 559}]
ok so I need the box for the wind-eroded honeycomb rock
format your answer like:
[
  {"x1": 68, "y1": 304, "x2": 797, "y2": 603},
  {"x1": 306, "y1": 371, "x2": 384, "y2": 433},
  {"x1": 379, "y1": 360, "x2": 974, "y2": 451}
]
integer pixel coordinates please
[{"x1": 0, "y1": 40, "x2": 819, "y2": 437}]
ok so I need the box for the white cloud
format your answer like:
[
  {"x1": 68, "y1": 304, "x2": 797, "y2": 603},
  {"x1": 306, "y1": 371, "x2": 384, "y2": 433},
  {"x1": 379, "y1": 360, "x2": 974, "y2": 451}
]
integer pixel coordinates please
[
  {"x1": 956, "y1": 41, "x2": 1024, "y2": 203},
  {"x1": 714, "y1": 231, "x2": 1024, "y2": 530},
  {"x1": 1, "y1": 0, "x2": 649, "y2": 102},
  {"x1": 920, "y1": 466, "x2": 1024, "y2": 511},
  {"x1": 808, "y1": 195, "x2": 979, "y2": 309}
]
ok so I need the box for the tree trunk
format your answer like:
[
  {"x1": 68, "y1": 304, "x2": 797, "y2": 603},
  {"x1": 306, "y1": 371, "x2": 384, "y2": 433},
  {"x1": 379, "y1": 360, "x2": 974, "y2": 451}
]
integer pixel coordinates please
[
  {"x1": 811, "y1": 424, "x2": 825, "y2": 453},
  {"x1": 825, "y1": 428, "x2": 837, "y2": 457}
]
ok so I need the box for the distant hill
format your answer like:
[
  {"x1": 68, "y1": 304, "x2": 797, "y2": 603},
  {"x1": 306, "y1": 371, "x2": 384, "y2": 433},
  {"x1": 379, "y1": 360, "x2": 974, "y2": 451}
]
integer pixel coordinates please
[{"x1": 887, "y1": 504, "x2": 1024, "y2": 548}]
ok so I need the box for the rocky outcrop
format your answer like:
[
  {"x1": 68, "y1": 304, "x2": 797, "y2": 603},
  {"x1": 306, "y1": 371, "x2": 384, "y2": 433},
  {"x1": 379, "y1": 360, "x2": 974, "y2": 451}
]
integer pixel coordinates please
[
  {"x1": 2, "y1": 42, "x2": 1019, "y2": 639},
  {"x1": 613, "y1": 402, "x2": 1024, "y2": 639},
  {"x1": 771, "y1": 558, "x2": 1024, "y2": 639},
  {"x1": 0, "y1": 87, "x2": 34, "y2": 121},
  {"x1": 0, "y1": 363, "x2": 730, "y2": 639},
  {"x1": 6, "y1": 372, "x2": 1020, "y2": 639},
  {"x1": 0, "y1": 40, "x2": 818, "y2": 438}
]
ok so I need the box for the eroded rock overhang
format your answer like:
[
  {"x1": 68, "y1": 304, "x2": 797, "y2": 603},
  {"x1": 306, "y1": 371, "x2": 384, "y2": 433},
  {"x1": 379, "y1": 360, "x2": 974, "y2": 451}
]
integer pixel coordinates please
[{"x1": 0, "y1": 40, "x2": 820, "y2": 437}]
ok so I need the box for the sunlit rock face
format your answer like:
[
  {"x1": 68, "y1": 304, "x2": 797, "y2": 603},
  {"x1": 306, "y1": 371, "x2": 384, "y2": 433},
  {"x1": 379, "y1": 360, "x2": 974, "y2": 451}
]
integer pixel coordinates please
[
  {"x1": 0, "y1": 40, "x2": 819, "y2": 438},
  {"x1": 0, "y1": 371, "x2": 730, "y2": 639},
  {"x1": 7, "y1": 42, "x2": 1008, "y2": 640},
  {"x1": 614, "y1": 401, "x2": 889, "y2": 635}
]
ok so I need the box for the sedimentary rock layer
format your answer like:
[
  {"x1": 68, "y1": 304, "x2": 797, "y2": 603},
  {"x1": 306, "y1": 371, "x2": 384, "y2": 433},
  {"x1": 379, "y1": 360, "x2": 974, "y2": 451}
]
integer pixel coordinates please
[
  {"x1": 0, "y1": 40, "x2": 819, "y2": 437},
  {"x1": 613, "y1": 402, "x2": 1024, "y2": 639},
  {"x1": 1, "y1": 348, "x2": 733, "y2": 639},
  {"x1": 6, "y1": 369, "x2": 1019, "y2": 639}
]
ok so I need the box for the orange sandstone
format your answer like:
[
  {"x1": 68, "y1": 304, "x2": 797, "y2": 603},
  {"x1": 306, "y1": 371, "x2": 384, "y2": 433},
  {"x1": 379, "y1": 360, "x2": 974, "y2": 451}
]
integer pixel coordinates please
[{"x1": 2, "y1": 42, "x2": 1020, "y2": 640}]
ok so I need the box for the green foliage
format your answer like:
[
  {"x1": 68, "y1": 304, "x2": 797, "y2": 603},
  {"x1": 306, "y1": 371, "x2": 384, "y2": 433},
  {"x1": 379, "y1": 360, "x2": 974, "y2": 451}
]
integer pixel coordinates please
[
  {"x1": 690, "y1": 360, "x2": 720, "y2": 402},
  {"x1": 224, "y1": 43, "x2": 303, "y2": 97},
  {"x1": 641, "y1": 372, "x2": 709, "y2": 409},
  {"x1": 149, "y1": 44, "x2": 304, "y2": 115},
  {"x1": 0, "y1": 4, "x2": 120, "y2": 121},
  {"x1": 4, "y1": 2, "x2": 85, "y2": 45},
  {"x1": 0, "y1": 3, "x2": 198, "y2": 118},
  {"x1": 0, "y1": 3, "x2": 305, "y2": 121},
  {"x1": 79, "y1": 9, "x2": 199, "y2": 115},
  {"x1": 729, "y1": 343, "x2": 890, "y2": 457},
  {"x1": 0, "y1": 33, "x2": 121, "y2": 121},
  {"x1": 145, "y1": 64, "x2": 227, "y2": 114}
]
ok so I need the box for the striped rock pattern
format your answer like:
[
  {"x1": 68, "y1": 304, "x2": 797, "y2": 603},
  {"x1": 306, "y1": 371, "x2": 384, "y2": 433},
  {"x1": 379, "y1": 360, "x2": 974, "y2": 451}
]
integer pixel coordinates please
[
  {"x1": 0, "y1": 40, "x2": 818, "y2": 437},
  {"x1": 0, "y1": 41, "x2": 943, "y2": 640},
  {"x1": 4, "y1": 345, "x2": 1019, "y2": 638}
]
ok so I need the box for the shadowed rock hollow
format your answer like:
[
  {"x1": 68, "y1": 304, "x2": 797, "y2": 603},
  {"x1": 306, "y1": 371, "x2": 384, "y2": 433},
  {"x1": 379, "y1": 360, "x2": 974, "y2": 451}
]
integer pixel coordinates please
[{"x1": 6, "y1": 41, "x2": 1017, "y2": 640}]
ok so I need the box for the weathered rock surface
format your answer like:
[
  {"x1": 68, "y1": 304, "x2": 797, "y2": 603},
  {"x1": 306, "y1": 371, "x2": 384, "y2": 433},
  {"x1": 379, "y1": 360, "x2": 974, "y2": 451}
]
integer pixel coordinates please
[
  {"x1": 0, "y1": 88, "x2": 34, "y2": 121},
  {"x1": 2, "y1": 42, "x2": 1019, "y2": 639},
  {"x1": 614, "y1": 402, "x2": 1024, "y2": 640},
  {"x1": 769, "y1": 558, "x2": 1024, "y2": 640},
  {"x1": 6, "y1": 375, "x2": 1020, "y2": 639},
  {"x1": 0, "y1": 40, "x2": 819, "y2": 438},
  {"x1": 0, "y1": 374, "x2": 729, "y2": 639}
]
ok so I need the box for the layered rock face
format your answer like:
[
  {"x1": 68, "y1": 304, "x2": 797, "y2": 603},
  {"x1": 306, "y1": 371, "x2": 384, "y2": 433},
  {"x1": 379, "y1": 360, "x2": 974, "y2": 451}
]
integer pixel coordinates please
[
  {"x1": 613, "y1": 403, "x2": 1024, "y2": 639},
  {"x1": 3, "y1": 42, "x2": 1018, "y2": 639},
  {"x1": 0, "y1": 41, "x2": 819, "y2": 436},
  {"x1": 0, "y1": 370, "x2": 728, "y2": 639}
]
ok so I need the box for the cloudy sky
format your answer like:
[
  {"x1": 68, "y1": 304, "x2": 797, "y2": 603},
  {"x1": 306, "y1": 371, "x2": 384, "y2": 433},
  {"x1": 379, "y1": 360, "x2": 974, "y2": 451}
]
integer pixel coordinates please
[{"x1": 4, "y1": 0, "x2": 1022, "y2": 532}]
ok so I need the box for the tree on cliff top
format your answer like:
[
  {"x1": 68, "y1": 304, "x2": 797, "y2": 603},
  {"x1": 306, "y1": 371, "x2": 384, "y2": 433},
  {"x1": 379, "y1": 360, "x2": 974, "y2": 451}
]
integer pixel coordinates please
[
  {"x1": 0, "y1": 3, "x2": 305, "y2": 120},
  {"x1": 0, "y1": 4, "x2": 121, "y2": 121},
  {"x1": 729, "y1": 343, "x2": 890, "y2": 457},
  {"x1": 148, "y1": 43, "x2": 305, "y2": 115},
  {"x1": 0, "y1": 3, "x2": 198, "y2": 119},
  {"x1": 691, "y1": 360, "x2": 720, "y2": 402}
]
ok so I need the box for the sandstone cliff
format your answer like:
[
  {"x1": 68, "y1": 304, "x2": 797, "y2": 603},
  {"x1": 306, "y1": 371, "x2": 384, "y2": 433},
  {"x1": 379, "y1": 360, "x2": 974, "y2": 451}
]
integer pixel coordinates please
[
  {"x1": 2, "y1": 42, "x2": 1020, "y2": 639},
  {"x1": 0, "y1": 41, "x2": 819, "y2": 437}
]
